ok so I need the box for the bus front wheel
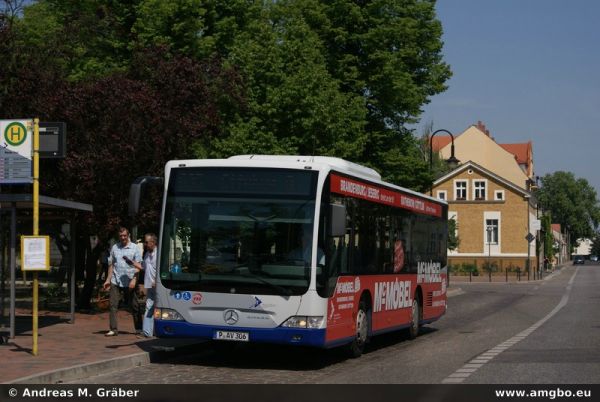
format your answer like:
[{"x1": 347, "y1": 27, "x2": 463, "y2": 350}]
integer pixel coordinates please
[{"x1": 348, "y1": 300, "x2": 369, "y2": 358}]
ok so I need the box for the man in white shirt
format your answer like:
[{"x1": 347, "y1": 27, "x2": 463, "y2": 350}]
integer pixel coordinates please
[{"x1": 103, "y1": 227, "x2": 142, "y2": 336}]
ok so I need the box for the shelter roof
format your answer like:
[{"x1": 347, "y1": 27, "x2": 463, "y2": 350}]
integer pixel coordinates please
[{"x1": 0, "y1": 194, "x2": 93, "y2": 212}]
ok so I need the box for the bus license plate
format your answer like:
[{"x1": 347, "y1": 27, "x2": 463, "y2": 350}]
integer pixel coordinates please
[{"x1": 215, "y1": 330, "x2": 249, "y2": 342}]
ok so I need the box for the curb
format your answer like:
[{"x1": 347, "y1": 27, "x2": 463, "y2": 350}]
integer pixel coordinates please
[{"x1": 8, "y1": 341, "x2": 207, "y2": 384}]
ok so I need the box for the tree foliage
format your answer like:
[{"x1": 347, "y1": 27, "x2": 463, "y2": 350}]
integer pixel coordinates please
[
  {"x1": 1, "y1": 15, "x2": 243, "y2": 236},
  {"x1": 1, "y1": 0, "x2": 452, "y2": 235},
  {"x1": 447, "y1": 217, "x2": 460, "y2": 251},
  {"x1": 535, "y1": 171, "x2": 600, "y2": 247}
]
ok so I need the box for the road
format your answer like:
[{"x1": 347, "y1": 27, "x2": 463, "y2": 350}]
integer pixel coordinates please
[{"x1": 74, "y1": 264, "x2": 600, "y2": 384}]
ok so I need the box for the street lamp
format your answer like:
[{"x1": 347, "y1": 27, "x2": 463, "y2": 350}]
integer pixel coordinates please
[
  {"x1": 429, "y1": 129, "x2": 460, "y2": 195},
  {"x1": 487, "y1": 225, "x2": 493, "y2": 282}
]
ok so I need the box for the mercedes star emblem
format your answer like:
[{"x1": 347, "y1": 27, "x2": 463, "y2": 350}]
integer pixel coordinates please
[{"x1": 223, "y1": 309, "x2": 239, "y2": 325}]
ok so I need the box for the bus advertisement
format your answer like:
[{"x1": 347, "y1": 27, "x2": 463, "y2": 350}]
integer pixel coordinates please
[{"x1": 149, "y1": 155, "x2": 448, "y2": 356}]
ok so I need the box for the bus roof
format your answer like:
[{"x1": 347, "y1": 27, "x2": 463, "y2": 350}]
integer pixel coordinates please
[{"x1": 228, "y1": 155, "x2": 381, "y2": 181}]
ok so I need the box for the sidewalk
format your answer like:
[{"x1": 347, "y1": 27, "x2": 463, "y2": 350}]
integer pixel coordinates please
[
  {"x1": 0, "y1": 307, "x2": 205, "y2": 384},
  {"x1": 449, "y1": 265, "x2": 565, "y2": 284}
]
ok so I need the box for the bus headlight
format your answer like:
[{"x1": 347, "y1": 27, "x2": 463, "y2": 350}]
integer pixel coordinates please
[
  {"x1": 154, "y1": 308, "x2": 185, "y2": 321},
  {"x1": 281, "y1": 316, "x2": 324, "y2": 329}
]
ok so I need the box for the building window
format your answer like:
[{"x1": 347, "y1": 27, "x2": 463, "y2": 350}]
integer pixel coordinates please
[
  {"x1": 486, "y1": 219, "x2": 499, "y2": 244},
  {"x1": 494, "y1": 190, "x2": 504, "y2": 201},
  {"x1": 473, "y1": 180, "x2": 486, "y2": 200},
  {"x1": 437, "y1": 190, "x2": 447, "y2": 201},
  {"x1": 454, "y1": 180, "x2": 467, "y2": 200}
]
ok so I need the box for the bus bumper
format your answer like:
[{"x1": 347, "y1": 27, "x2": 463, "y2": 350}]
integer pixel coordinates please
[{"x1": 155, "y1": 320, "x2": 327, "y2": 347}]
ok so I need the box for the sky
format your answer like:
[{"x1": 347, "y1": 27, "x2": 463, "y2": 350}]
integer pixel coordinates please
[{"x1": 417, "y1": 0, "x2": 600, "y2": 194}]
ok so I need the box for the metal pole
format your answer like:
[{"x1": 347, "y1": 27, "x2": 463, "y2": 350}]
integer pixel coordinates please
[
  {"x1": 488, "y1": 241, "x2": 491, "y2": 282},
  {"x1": 527, "y1": 196, "x2": 531, "y2": 281},
  {"x1": 32, "y1": 118, "x2": 40, "y2": 356},
  {"x1": 429, "y1": 136, "x2": 434, "y2": 196},
  {"x1": 10, "y1": 203, "x2": 16, "y2": 339},
  {"x1": 70, "y1": 215, "x2": 76, "y2": 323}
]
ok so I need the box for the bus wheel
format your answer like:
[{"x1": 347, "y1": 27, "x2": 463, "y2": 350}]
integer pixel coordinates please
[
  {"x1": 348, "y1": 300, "x2": 369, "y2": 358},
  {"x1": 408, "y1": 297, "x2": 421, "y2": 340}
]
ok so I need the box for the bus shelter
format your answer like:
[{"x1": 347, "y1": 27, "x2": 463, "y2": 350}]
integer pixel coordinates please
[{"x1": 0, "y1": 194, "x2": 93, "y2": 341}]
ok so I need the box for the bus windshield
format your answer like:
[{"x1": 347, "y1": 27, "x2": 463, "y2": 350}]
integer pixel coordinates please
[{"x1": 159, "y1": 167, "x2": 319, "y2": 296}]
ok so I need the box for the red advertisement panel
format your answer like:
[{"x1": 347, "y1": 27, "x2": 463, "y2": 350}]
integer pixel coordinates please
[
  {"x1": 330, "y1": 174, "x2": 442, "y2": 217},
  {"x1": 324, "y1": 274, "x2": 448, "y2": 344}
]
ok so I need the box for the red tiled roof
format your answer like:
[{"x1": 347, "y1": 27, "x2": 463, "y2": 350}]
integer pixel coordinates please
[
  {"x1": 431, "y1": 136, "x2": 452, "y2": 152},
  {"x1": 500, "y1": 142, "x2": 531, "y2": 164},
  {"x1": 552, "y1": 224, "x2": 561, "y2": 233}
]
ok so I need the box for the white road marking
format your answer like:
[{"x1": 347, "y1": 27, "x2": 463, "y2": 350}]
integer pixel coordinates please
[{"x1": 442, "y1": 268, "x2": 577, "y2": 384}]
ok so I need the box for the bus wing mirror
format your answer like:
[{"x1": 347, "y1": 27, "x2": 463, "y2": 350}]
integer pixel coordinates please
[
  {"x1": 128, "y1": 176, "x2": 164, "y2": 217},
  {"x1": 330, "y1": 203, "x2": 346, "y2": 237}
]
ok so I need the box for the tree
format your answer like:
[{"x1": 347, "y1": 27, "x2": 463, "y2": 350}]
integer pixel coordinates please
[
  {"x1": 535, "y1": 171, "x2": 600, "y2": 248},
  {"x1": 447, "y1": 217, "x2": 460, "y2": 251},
  {"x1": 208, "y1": 0, "x2": 368, "y2": 160},
  {"x1": 590, "y1": 233, "x2": 600, "y2": 257},
  {"x1": 0, "y1": 0, "x2": 456, "y2": 264}
]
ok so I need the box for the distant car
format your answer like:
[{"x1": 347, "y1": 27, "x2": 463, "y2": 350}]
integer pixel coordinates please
[
  {"x1": 590, "y1": 255, "x2": 598, "y2": 262},
  {"x1": 573, "y1": 256, "x2": 585, "y2": 265}
]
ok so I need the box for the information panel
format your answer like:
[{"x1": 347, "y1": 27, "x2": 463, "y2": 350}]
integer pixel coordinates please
[{"x1": 21, "y1": 236, "x2": 50, "y2": 271}]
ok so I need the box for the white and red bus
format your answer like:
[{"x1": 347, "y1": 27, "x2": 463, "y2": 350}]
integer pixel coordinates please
[{"x1": 153, "y1": 155, "x2": 448, "y2": 356}]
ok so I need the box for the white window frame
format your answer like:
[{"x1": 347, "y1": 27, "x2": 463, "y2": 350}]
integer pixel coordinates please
[
  {"x1": 437, "y1": 190, "x2": 447, "y2": 201},
  {"x1": 454, "y1": 180, "x2": 468, "y2": 201},
  {"x1": 483, "y1": 211, "x2": 501, "y2": 254},
  {"x1": 494, "y1": 190, "x2": 505, "y2": 201},
  {"x1": 473, "y1": 179, "x2": 487, "y2": 201}
]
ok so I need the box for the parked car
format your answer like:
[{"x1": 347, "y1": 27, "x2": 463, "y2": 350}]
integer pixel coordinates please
[
  {"x1": 590, "y1": 255, "x2": 598, "y2": 262},
  {"x1": 573, "y1": 256, "x2": 585, "y2": 265}
]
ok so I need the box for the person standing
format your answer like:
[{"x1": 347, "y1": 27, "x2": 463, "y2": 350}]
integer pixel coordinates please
[
  {"x1": 141, "y1": 233, "x2": 158, "y2": 338},
  {"x1": 103, "y1": 227, "x2": 142, "y2": 336}
]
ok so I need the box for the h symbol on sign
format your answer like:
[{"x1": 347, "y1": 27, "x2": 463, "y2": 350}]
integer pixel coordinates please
[{"x1": 9, "y1": 126, "x2": 21, "y2": 141}]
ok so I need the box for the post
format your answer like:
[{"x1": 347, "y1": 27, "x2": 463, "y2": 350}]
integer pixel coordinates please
[
  {"x1": 486, "y1": 226, "x2": 492, "y2": 282},
  {"x1": 32, "y1": 118, "x2": 40, "y2": 356},
  {"x1": 10, "y1": 204, "x2": 16, "y2": 339},
  {"x1": 69, "y1": 215, "x2": 76, "y2": 323},
  {"x1": 429, "y1": 129, "x2": 459, "y2": 196},
  {"x1": 488, "y1": 241, "x2": 492, "y2": 282}
]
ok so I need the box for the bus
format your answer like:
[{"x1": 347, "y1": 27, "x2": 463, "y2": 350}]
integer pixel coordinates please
[{"x1": 152, "y1": 155, "x2": 448, "y2": 356}]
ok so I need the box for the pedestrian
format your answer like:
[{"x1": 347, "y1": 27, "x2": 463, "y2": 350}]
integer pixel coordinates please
[
  {"x1": 140, "y1": 233, "x2": 158, "y2": 338},
  {"x1": 103, "y1": 227, "x2": 142, "y2": 336}
]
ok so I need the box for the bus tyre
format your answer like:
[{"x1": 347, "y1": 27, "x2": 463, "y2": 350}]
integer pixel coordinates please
[
  {"x1": 348, "y1": 300, "x2": 369, "y2": 358},
  {"x1": 408, "y1": 297, "x2": 421, "y2": 340}
]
